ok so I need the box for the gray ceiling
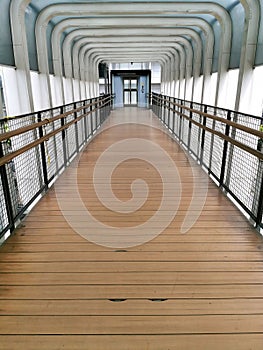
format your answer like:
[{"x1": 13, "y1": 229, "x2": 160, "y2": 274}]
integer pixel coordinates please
[{"x1": 0, "y1": 0, "x2": 262, "y2": 76}]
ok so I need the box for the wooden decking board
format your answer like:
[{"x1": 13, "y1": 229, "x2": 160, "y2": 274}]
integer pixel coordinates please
[
  {"x1": 1, "y1": 298, "x2": 263, "y2": 316},
  {"x1": 0, "y1": 107, "x2": 262, "y2": 349},
  {"x1": 1, "y1": 261, "x2": 263, "y2": 273},
  {"x1": 1, "y1": 315, "x2": 263, "y2": 335},
  {"x1": 1, "y1": 284, "x2": 263, "y2": 300},
  {"x1": 1, "y1": 251, "x2": 263, "y2": 262},
  {"x1": 1, "y1": 242, "x2": 263, "y2": 253},
  {"x1": 0, "y1": 335, "x2": 263, "y2": 350},
  {"x1": 1, "y1": 271, "x2": 263, "y2": 285}
]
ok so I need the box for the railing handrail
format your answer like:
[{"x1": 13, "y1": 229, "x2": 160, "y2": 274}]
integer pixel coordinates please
[
  {"x1": 150, "y1": 93, "x2": 263, "y2": 161},
  {"x1": 0, "y1": 93, "x2": 114, "y2": 241},
  {"x1": 150, "y1": 92, "x2": 263, "y2": 121},
  {"x1": 150, "y1": 91, "x2": 263, "y2": 230},
  {"x1": 0, "y1": 94, "x2": 114, "y2": 167},
  {"x1": 0, "y1": 94, "x2": 113, "y2": 122}
]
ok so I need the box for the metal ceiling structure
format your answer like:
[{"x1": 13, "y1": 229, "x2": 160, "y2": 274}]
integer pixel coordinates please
[{"x1": 0, "y1": 0, "x2": 262, "y2": 111}]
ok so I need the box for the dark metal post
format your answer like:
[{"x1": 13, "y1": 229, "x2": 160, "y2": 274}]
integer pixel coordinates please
[
  {"x1": 158, "y1": 94, "x2": 162, "y2": 120},
  {"x1": 60, "y1": 106, "x2": 68, "y2": 166},
  {"x1": 37, "y1": 112, "x2": 49, "y2": 189},
  {"x1": 188, "y1": 101, "x2": 193, "y2": 150},
  {"x1": 95, "y1": 97, "x2": 99, "y2": 130},
  {"x1": 255, "y1": 164, "x2": 263, "y2": 229},
  {"x1": 167, "y1": 96, "x2": 171, "y2": 129},
  {"x1": 179, "y1": 101, "x2": 183, "y2": 143},
  {"x1": 90, "y1": 98, "x2": 94, "y2": 136},
  {"x1": 172, "y1": 97, "x2": 176, "y2": 134},
  {"x1": 73, "y1": 102, "x2": 79, "y2": 153},
  {"x1": 0, "y1": 142, "x2": 14, "y2": 232},
  {"x1": 200, "y1": 105, "x2": 207, "y2": 164},
  {"x1": 83, "y1": 101, "x2": 88, "y2": 142},
  {"x1": 219, "y1": 110, "x2": 231, "y2": 186}
]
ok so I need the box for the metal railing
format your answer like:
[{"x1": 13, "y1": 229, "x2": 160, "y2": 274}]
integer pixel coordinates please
[
  {"x1": 150, "y1": 92, "x2": 263, "y2": 231},
  {"x1": 0, "y1": 94, "x2": 114, "y2": 240}
]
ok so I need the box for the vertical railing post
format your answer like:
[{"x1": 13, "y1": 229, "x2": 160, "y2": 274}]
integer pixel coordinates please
[
  {"x1": 0, "y1": 142, "x2": 14, "y2": 232},
  {"x1": 164, "y1": 95, "x2": 167, "y2": 125},
  {"x1": 160, "y1": 94, "x2": 163, "y2": 121},
  {"x1": 219, "y1": 110, "x2": 231, "y2": 186},
  {"x1": 95, "y1": 97, "x2": 99, "y2": 130},
  {"x1": 152, "y1": 93, "x2": 155, "y2": 114},
  {"x1": 188, "y1": 101, "x2": 193, "y2": 150},
  {"x1": 37, "y1": 112, "x2": 49, "y2": 189},
  {"x1": 255, "y1": 164, "x2": 263, "y2": 228},
  {"x1": 208, "y1": 106, "x2": 217, "y2": 174},
  {"x1": 199, "y1": 105, "x2": 207, "y2": 165},
  {"x1": 172, "y1": 97, "x2": 176, "y2": 135},
  {"x1": 100, "y1": 95, "x2": 104, "y2": 124},
  {"x1": 60, "y1": 106, "x2": 68, "y2": 167},
  {"x1": 89, "y1": 98, "x2": 94, "y2": 137},
  {"x1": 167, "y1": 96, "x2": 171, "y2": 129},
  {"x1": 179, "y1": 100, "x2": 183, "y2": 143},
  {"x1": 83, "y1": 101, "x2": 88, "y2": 142},
  {"x1": 73, "y1": 102, "x2": 79, "y2": 153}
]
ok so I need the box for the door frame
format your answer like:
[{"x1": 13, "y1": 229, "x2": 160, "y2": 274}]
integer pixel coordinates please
[
  {"x1": 111, "y1": 70, "x2": 151, "y2": 108},
  {"x1": 123, "y1": 77, "x2": 138, "y2": 106}
]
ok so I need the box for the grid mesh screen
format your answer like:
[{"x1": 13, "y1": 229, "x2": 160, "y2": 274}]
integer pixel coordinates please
[
  {"x1": 225, "y1": 112, "x2": 262, "y2": 217},
  {"x1": 52, "y1": 107, "x2": 65, "y2": 172},
  {"x1": 189, "y1": 103, "x2": 203, "y2": 158},
  {"x1": 164, "y1": 102, "x2": 169, "y2": 126},
  {"x1": 225, "y1": 146, "x2": 259, "y2": 215},
  {"x1": 41, "y1": 110, "x2": 59, "y2": 180},
  {"x1": 76, "y1": 102, "x2": 85, "y2": 147},
  {"x1": 0, "y1": 95, "x2": 113, "y2": 239},
  {"x1": 12, "y1": 146, "x2": 43, "y2": 210},
  {"x1": 202, "y1": 116, "x2": 213, "y2": 169},
  {"x1": 152, "y1": 92, "x2": 263, "y2": 226},
  {"x1": 173, "y1": 104, "x2": 181, "y2": 139},
  {"x1": 181, "y1": 101, "x2": 190, "y2": 145},
  {"x1": 209, "y1": 108, "x2": 227, "y2": 180},
  {"x1": 2, "y1": 115, "x2": 44, "y2": 216},
  {"x1": 0, "y1": 176, "x2": 9, "y2": 233},
  {"x1": 64, "y1": 104, "x2": 77, "y2": 160},
  {"x1": 87, "y1": 102, "x2": 93, "y2": 137}
]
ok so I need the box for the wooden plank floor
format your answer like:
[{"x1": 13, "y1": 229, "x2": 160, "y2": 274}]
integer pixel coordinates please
[{"x1": 0, "y1": 107, "x2": 263, "y2": 349}]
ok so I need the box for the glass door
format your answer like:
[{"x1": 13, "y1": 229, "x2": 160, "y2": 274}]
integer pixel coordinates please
[{"x1": 123, "y1": 78, "x2": 138, "y2": 105}]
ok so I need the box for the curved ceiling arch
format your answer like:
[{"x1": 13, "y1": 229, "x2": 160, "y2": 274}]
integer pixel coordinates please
[
  {"x1": 47, "y1": 17, "x2": 213, "y2": 77},
  {"x1": 10, "y1": 0, "x2": 260, "y2": 73},
  {"x1": 83, "y1": 44, "x2": 185, "y2": 84},
  {"x1": 64, "y1": 29, "x2": 198, "y2": 79},
  {"x1": 34, "y1": 3, "x2": 221, "y2": 74},
  {"x1": 7, "y1": 0, "x2": 262, "y2": 111},
  {"x1": 78, "y1": 42, "x2": 188, "y2": 80}
]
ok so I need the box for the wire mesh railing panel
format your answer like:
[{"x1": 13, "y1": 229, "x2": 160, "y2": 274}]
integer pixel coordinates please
[
  {"x1": 76, "y1": 102, "x2": 85, "y2": 148},
  {"x1": 0, "y1": 178, "x2": 8, "y2": 236},
  {"x1": 190, "y1": 111, "x2": 202, "y2": 158},
  {"x1": 225, "y1": 145, "x2": 260, "y2": 216},
  {"x1": 202, "y1": 116, "x2": 213, "y2": 170},
  {"x1": 65, "y1": 113, "x2": 77, "y2": 160},
  {"x1": 173, "y1": 107, "x2": 181, "y2": 139},
  {"x1": 151, "y1": 92, "x2": 263, "y2": 230},
  {"x1": 3, "y1": 114, "x2": 43, "y2": 216},
  {"x1": 40, "y1": 110, "x2": 59, "y2": 181},
  {"x1": 181, "y1": 102, "x2": 190, "y2": 146},
  {"x1": 12, "y1": 146, "x2": 44, "y2": 211},
  {"x1": 210, "y1": 120, "x2": 226, "y2": 180},
  {"x1": 0, "y1": 94, "x2": 113, "y2": 241},
  {"x1": 233, "y1": 113, "x2": 261, "y2": 148}
]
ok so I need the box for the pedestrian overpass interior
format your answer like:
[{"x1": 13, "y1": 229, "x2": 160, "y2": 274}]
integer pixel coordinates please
[
  {"x1": 0, "y1": 0, "x2": 263, "y2": 238},
  {"x1": 1, "y1": 1, "x2": 263, "y2": 348}
]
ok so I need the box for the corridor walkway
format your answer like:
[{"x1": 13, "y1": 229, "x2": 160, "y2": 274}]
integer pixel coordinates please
[{"x1": 0, "y1": 108, "x2": 263, "y2": 349}]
